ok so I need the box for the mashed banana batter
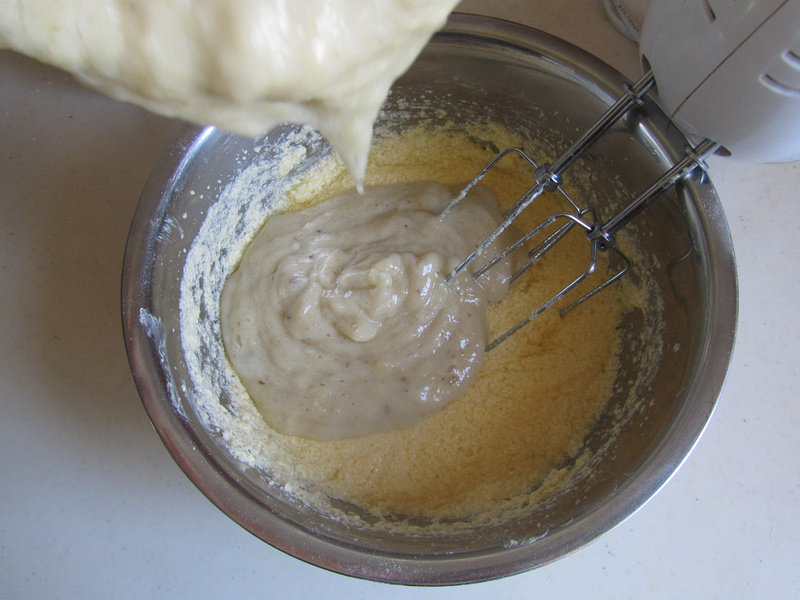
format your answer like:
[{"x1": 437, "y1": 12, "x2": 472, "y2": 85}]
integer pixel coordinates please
[{"x1": 220, "y1": 182, "x2": 517, "y2": 440}]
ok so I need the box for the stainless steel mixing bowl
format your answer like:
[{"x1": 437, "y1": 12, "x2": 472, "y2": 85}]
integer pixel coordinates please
[{"x1": 122, "y1": 14, "x2": 736, "y2": 584}]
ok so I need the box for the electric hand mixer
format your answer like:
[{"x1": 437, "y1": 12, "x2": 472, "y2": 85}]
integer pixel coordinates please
[{"x1": 444, "y1": 0, "x2": 800, "y2": 350}]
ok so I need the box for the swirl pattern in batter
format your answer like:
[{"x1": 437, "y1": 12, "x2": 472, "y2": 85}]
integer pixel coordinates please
[{"x1": 220, "y1": 181, "x2": 516, "y2": 440}]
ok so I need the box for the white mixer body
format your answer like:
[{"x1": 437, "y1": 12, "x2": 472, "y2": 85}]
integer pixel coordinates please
[{"x1": 640, "y1": 0, "x2": 800, "y2": 163}]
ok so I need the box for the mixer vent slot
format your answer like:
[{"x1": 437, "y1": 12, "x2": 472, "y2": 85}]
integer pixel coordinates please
[
  {"x1": 760, "y1": 48, "x2": 800, "y2": 97},
  {"x1": 761, "y1": 74, "x2": 800, "y2": 97},
  {"x1": 784, "y1": 49, "x2": 800, "y2": 68},
  {"x1": 701, "y1": 0, "x2": 717, "y2": 23}
]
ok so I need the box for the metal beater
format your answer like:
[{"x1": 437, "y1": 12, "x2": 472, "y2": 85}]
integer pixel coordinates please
[{"x1": 445, "y1": 0, "x2": 800, "y2": 350}]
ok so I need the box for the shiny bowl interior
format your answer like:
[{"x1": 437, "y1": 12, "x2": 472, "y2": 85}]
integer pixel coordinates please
[{"x1": 122, "y1": 15, "x2": 737, "y2": 585}]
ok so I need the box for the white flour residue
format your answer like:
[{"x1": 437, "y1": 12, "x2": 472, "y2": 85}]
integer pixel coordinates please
[
  {"x1": 138, "y1": 307, "x2": 186, "y2": 420},
  {"x1": 157, "y1": 215, "x2": 185, "y2": 244}
]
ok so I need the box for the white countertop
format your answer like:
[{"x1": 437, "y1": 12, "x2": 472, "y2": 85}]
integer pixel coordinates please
[{"x1": 2, "y1": 2, "x2": 798, "y2": 598}]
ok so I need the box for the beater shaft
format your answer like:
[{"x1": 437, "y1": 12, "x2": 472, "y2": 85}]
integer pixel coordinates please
[{"x1": 590, "y1": 138, "x2": 719, "y2": 245}]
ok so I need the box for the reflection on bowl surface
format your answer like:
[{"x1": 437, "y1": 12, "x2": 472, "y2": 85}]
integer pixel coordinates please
[{"x1": 122, "y1": 14, "x2": 736, "y2": 585}]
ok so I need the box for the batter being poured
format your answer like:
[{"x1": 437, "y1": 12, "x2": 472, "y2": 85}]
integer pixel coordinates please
[{"x1": 220, "y1": 182, "x2": 516, "y2": 440}]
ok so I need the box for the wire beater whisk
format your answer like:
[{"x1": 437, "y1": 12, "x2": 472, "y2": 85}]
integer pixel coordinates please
[{"x1": 441, "y1": 70, "x2": 720, "y2": 351}]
